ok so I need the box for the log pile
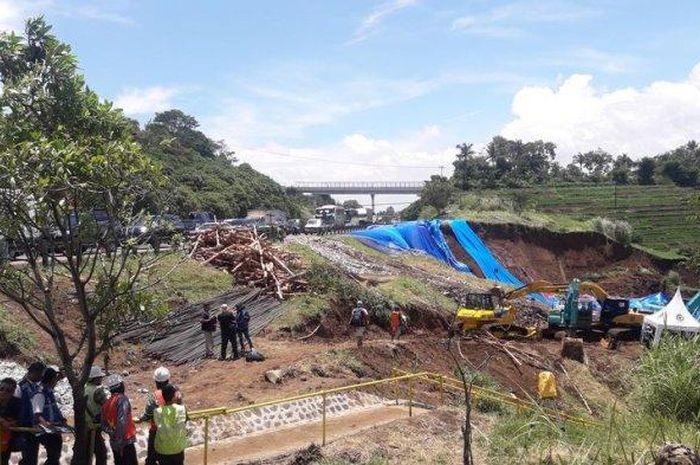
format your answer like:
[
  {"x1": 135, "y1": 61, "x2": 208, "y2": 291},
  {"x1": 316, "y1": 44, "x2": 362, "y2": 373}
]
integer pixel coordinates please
[
  {"x1": 188, "y1": 226, "x2": 306, "y2": 299},
  {"x1": 120, "y1": 287, "x2": 288, "y2": 364}
]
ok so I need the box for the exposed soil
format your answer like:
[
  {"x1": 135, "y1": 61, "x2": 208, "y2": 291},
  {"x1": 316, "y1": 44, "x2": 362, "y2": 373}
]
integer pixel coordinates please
[{"x1": 469, "y1": 222, "x2": 689, "y2": 295}]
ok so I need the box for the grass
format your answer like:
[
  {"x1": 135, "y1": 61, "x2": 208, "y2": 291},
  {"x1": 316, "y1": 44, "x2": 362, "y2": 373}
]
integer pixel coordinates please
[
  {"x1": 458, "y1": 184, "x2": 700, "y2": 254},
  {"x1": 378, "y1": 276, "x2": 458, "y2": 311},
  {"x1": 145, "y1": 252, "x2": 233, "y2": 302},
  {"x1": 0, "y1": 304, "x2": 37, "y2": 356},
  {"x1": 273, "y1": 295, "x2": 328, "y2": 331},
  {"x1": 337, "y1": 236, "x2": 389, "y2": 260},
  {"x1": 322, "y1": 349, "x2": 367, "y2": 378}
]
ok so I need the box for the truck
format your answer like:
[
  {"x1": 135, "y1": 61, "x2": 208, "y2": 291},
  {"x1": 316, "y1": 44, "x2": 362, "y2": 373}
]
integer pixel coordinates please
[
  {"x1": 304, "y1": 205, "x2": 347, "y2": 233},
  {"x1": 182, "y1": 211, "x2": 217, "y2": 231}
]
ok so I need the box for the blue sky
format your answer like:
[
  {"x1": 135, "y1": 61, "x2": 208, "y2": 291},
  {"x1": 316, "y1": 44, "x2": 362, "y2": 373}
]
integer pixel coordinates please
[{"x1": 3, "y1": 0, "x2": 700, "y2": 209}]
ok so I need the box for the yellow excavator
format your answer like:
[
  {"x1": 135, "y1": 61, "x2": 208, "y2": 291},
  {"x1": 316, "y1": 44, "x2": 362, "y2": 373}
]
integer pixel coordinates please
[{"x1": 452, "y1": 280, "x2": 638, "y2": 339}]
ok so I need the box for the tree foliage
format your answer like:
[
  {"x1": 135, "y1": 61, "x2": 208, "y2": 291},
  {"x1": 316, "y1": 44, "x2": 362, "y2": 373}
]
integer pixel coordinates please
[
  {"x1": 420, "y1": 175, "x2": 454, "y2": 214},
  {"x1": 136, "y1": 111, "x2": 307, "y2": 219},
  {"x1": 0, "y1": 18, "x2": 169, "y2": 464}
]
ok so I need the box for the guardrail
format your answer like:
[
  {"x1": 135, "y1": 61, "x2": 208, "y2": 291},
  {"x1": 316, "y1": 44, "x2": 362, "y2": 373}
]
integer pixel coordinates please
[{"x1": 0, "y1": 369, "x2": 596, "y2": 465}]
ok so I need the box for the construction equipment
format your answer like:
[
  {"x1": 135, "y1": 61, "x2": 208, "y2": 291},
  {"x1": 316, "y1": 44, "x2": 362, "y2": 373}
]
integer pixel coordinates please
[
  {"x1": 452, "y1": 281, "x2": 555, "y2": 338},
  {"x1": 544, "y1": 279, "x2": 643, "y2": 341}
]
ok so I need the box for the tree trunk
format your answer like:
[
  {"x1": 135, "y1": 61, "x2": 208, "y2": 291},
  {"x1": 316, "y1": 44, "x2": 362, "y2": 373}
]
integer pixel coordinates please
[{"x1": 70, "y1": 383, "x2": 88, "y2": 465}]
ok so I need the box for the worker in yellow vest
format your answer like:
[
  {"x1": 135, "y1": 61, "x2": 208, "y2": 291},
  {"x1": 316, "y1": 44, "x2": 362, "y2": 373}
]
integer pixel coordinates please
[
  {"x1": 84, "y1": 366, "x2": 108, "y2": 465},
  {"x1": 153, "y1": 384, "x2": 188, "y2": 465}
]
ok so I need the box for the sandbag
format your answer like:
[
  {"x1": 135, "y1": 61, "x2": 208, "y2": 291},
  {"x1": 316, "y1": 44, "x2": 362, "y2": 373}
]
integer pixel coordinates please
[
  {"x1": 246, "y1": 348, "x2": 266, "y2": 362},
  {"x1": 538, "y1": 371, "x2": 558, "y2": 399}
]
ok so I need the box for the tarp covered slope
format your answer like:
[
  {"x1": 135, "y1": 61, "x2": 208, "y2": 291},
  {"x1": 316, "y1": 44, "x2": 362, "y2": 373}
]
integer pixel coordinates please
[
  {"x1": 447, "y1": 220, "x2": 523, "y2": 287},
  {"x1": 353, "y1": 221, "x2": 472, "y2": 273},
  {"x1": 629, "y1": 292, "x2": 669, "y2": 314},
  {"x1": 689, "y1": 291, "x2": 700, "y2": 318}
]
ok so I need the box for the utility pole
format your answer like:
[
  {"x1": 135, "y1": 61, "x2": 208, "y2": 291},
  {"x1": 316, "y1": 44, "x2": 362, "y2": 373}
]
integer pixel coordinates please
[{"x1": 439, "y1": 165, "x2": 444, "y2": 176}]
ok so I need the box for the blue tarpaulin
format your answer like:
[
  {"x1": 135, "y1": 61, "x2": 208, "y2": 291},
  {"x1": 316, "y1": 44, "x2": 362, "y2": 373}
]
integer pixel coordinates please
[
  {"x1": 689, "y1": 291, "x2": 700, "y2": 319},
  {"x1": 353, "y1": 221, "x2": 472, "y2": 273},
  {"x1": 447, "y1": 220, "x2": 524, "y2": 288},
  {"x1": 629, "y1": 292, "x2": 669, "y2": 314}
]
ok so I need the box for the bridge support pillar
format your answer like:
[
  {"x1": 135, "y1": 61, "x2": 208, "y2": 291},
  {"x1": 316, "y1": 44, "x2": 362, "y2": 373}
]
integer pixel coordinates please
[{"x1": 370, "y1": 193, "x2": 375, "y2": 212}]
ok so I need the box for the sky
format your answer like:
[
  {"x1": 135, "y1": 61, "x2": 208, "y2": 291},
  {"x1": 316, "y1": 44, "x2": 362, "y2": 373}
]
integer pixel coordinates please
[{"x1": 2, "y1": 0, "x2": 700, "y2": 210}]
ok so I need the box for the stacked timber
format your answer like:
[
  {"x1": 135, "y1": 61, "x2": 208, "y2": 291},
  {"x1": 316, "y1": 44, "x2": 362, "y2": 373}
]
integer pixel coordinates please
[
  {"x1": 189, "y1": 226, "x2": 306, "y2": 299},
  {"x1": 120, "y1": 288, "x2": 286, "y2": 364}
]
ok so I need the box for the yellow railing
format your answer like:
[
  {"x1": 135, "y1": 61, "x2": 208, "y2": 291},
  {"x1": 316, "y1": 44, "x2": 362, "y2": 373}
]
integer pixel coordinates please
[{"x1": 0, "y1": 369, "x2": 597, "y2": 465}]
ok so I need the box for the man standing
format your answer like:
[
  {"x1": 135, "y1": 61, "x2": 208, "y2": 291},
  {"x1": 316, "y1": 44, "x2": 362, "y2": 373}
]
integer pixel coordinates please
[
  {"x1": 31, "y1": 368, "x2": 65, "y2": 465},
  {"x1": 235, "y1": 303, "x2": 253, "y2": 353},
  {"x1": 153, "y1": 384, "x2": 188, "y2": 465},
  {"x1": 0, "y1": 378, "x2": 20, "y2": 465},
  {"x1": 200, "y1": 303, "x2": 217, "y2": 358},
  {"x1": 138, "y1": 367, "x2": 182, "y2": 465},
  {"x1": 101, "y1": 375, "x2": 137, "y2": 465},
  {"x1": 390, "y1": 305, "x2": 402, "y2": 342},
  {"x1": 217, "y1": 304, "x2": 238, "y2": 360},
  {"x1": 17, "y1": 361, "x2": 45, "y2": 465},
  {"x1": 84, "y1": 366, "x2": 107, "y2": 465},
  {"x1": 349, "y1": 300, "x2": 370, "y2": 348}
]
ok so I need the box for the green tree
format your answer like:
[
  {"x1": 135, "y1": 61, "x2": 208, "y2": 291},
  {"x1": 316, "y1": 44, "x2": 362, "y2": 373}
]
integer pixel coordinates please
[
  {"x1": 611, "y1": 154, "x2": 635, "y2": 185},
  {"x1": 637, "y1": 157, "x2": 656, "y2": 185},
  {"x1": 0, "y1": 18, "x2": 168, "y2": 464},
  {"x1": 420, "y1": 175, "x2": 454, "y2": 214},
  {"x1": 573, "y1": 149, "x2": 614, "y2": 181}
]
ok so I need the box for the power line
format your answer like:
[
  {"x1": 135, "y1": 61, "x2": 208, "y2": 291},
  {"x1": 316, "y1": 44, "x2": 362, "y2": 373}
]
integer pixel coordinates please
[{"x1": 231, "y1": 145, "x2": 443, "y2": 169}]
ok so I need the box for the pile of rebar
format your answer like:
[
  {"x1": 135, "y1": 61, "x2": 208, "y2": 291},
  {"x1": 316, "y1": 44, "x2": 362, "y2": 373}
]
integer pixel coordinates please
[
  {"x1": 120, "y1": 287, "x2": 287, "y2": 364},
  {"x1": 188, "y1": 225, "x2": 307, "y2": 299}
]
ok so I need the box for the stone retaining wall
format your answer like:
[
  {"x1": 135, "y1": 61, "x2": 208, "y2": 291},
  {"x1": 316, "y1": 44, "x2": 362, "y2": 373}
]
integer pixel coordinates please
[{"x1": 8, "y1": 391, "x2": 385, "y2": 464}]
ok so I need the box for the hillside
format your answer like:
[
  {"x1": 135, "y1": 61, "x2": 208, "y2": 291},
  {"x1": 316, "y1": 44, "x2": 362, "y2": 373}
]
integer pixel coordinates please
[{"x1": 135, "y1": 109, "x2": 309, "y2": 219}]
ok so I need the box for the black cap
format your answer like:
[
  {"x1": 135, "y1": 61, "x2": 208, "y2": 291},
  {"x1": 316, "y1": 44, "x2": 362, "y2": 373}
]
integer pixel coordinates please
[
  {"x1": 235, "y1": 303, "x2": 244, "y2": 310},
  {"x1": 41, "y1": 367, "x2": 59, "y2": 384}
]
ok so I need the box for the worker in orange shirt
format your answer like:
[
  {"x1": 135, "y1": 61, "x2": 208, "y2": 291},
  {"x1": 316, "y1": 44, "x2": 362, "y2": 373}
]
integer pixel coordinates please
[{"x1": 390, "y1": 305, "x2": 403, "y2": 342}]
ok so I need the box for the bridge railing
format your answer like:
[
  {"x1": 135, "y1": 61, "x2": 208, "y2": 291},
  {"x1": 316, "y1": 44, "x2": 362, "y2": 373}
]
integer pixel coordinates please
[{"x1": 293, "y1": 181, "x2": 424, "y2": 189}]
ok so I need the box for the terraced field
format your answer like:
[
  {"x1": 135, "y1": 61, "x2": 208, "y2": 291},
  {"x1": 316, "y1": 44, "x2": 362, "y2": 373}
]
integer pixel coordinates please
[{"x1": 492, "y1": 184, "x2": 699, "y2": 253}]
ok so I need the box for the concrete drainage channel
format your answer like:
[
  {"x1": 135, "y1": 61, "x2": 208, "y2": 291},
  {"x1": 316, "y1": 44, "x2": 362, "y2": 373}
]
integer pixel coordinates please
[{"x1": 7, "y1": 390, "x2": 386, "y2": 464}]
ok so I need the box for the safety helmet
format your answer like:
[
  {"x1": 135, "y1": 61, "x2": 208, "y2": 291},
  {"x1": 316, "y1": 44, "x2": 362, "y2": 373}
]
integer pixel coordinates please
[
  {"x1": 104, "y1": 374, "x2": 122, "y2": 390},
  {"x1": 357, "y1": 300, "x2": 363, "y2": 306},
  {"x1": 89, "y1": 366, "x2": 106, "y2": 379},
  {"x1": 153, "y1": 366, "x2": 170, "y2": 383}
]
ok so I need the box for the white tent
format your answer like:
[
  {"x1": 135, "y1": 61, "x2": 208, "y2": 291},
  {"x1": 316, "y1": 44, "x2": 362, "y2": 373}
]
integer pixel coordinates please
[{"x1": 641, "y1": 289, "x2": 700, "y2": 345}]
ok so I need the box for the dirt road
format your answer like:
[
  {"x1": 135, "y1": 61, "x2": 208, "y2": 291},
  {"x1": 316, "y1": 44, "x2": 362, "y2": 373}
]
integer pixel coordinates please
[{"x1": 186, "y1": 405, "x2": 426, "y2": 464}]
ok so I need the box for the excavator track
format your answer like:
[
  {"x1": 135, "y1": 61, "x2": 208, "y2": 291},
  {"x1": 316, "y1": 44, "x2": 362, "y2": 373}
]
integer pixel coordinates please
[{"x1": 486, "y1": 324, "x2": 537, "y2": 339}]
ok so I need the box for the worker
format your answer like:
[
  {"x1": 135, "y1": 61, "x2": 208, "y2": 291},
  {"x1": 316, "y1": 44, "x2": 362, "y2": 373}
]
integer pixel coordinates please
[
  {"x1": 84, "y1": 366, "x2": 108, "y2": 465},
  {"x1": 1, "y1": 378, "x2": 20, "y2": 465},
  {"x1": 153, "y1": 384, "x2": 188, "y2": 465},
  {"x1": 17, "y1": 361, "x2": 46, "y2": 465},
  {"x1": 235, "y1": 303, "x2": 253, "y2": 353},
  {"x1": 101, "y1": 375, "x2": 137, "y2": 465},
  {"x1": 217, "y1": 304, "x2": 239, "y2": 360},
  {"x1": 138, "y1": 367, "x2": 182, "y2": 465},
  {"x1": 349, "y1": 300, "x2": 370, "y2": 348},
  {"x1": 200, "y1": 303, "x2": 217, "y2": 358},
  {"x1": 389, "y1": 305, "x2": 403, "y2": 342},
  {"x1": 31, "y1": 367, "x2": 66, "y2": 465}
]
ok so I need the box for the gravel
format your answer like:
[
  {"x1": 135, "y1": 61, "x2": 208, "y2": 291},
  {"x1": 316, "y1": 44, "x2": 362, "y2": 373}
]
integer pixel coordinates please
[{"x1": 0, "y1": 361, "x2": 74, "y2": 416}]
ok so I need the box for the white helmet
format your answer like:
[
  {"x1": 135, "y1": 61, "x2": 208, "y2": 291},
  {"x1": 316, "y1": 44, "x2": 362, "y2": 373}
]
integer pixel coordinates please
[
  {"x1": 153, "y1": 366, "x2": 170, "y2": 383},
  {"x1": 105, "y1": 374, "x2": 123, "y2": 390},
  {"x1": 88, "y1": 366, "x2": 106, "y2": 379}
]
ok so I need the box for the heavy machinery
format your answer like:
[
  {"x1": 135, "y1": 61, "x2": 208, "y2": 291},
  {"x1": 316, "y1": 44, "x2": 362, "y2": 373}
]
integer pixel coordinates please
[
  {"x1": 453, "y1": 279, "x2": 643, "y2": 341},
  {"x1": 452, "y1": 280, "x2": 557, "y2": 338},
  {"x1": 544, "y1": 279, "x2": 643, "y2": 342}
]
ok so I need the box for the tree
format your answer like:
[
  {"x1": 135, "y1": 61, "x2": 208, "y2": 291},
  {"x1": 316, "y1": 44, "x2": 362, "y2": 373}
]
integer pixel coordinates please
[
  {"x1": 0, "y1": 18, "x2": 169, "y2": 464},
  {"x1": 637, "y1": 157, "x2": 656, "y2": 185},
  {"x1": 573, "y1": 149, "x2": 614, "y2": 181},
  {"x1": 342, "y1": 199, "x2": 362, "y2": 209},
  {"x1": 420, "y1": 175, "x2": 454, "y2": 214},
  {"x1": 611, "y1": 154, "x2": 635, "y2": 185}
]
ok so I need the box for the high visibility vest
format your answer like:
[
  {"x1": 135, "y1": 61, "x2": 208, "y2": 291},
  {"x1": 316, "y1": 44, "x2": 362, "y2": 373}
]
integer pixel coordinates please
[
  {"x1": 102, "y1": 394, "x2": 136, "y2": 441},
  {"x1": 149, "y1": 389, "x2": 181, "y2": 431},
  {"x1": 153, "y1": 404, "x2": 188, "y2": 456}
]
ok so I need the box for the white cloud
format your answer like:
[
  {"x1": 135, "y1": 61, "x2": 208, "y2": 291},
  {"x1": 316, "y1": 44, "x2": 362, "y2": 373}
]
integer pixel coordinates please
[
  {"x1": 113, "y1": 86, "x2": 182, "y2": 116},
  {"x1": 0, "y1": 0, "x2": 47, "y2": 32},
  {"x1": 501, "y1": 63, "x2": 700, "y2": 162},
  {"x1": 350, "y1": 0, "x2": 418, "y2": 44},
  {"x1": 539, "y1": 48, "x2": 640, "y2": 74},
  {"x1": 71, "y1": 5, "x2": 133, "y2": 25},
  {"x1": 452, "y1": 0, "x2": 598, "y2": 38}
]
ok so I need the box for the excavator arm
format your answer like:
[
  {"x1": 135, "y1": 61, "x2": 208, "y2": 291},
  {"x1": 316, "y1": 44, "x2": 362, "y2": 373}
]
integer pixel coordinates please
[{"x1": 504, "y1": 280, "x2": 609, "y2": 302}]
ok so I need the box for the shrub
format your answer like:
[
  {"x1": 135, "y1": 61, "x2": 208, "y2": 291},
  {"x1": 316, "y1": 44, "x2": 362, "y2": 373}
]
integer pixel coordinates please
[
  {"x1": 631, "y1": 337, "x2": 700, "y2": 423},
  {"x1": 663, "y1": 270, "x2": 681, "y2": 292},
  {"x1": 592, "y1": 217, "x2": 633, "y2": 245},
  {"x1": 418, "y1": 205, "x2": 439, "y2": 219}
]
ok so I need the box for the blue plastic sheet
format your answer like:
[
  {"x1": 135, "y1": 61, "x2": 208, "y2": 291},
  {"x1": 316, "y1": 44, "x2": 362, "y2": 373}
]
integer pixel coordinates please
[
  {"x1": 447, "y1": 220, "x2": 524, "y2": 287},
  {"x1": 352, "y1": 221, "x2": 472, "y2": 273},
  {"x1": 689, "y1": 291, "x2": 700, "y2": 318},
  {"x1": 629, "y1": 292, "x2": 669, "y2": 314}
]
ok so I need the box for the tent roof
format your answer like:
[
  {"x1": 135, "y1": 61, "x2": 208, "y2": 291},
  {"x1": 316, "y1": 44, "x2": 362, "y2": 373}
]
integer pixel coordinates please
[{"x1": 643, "y1": 289, "x2": 700, "y2": 331}]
